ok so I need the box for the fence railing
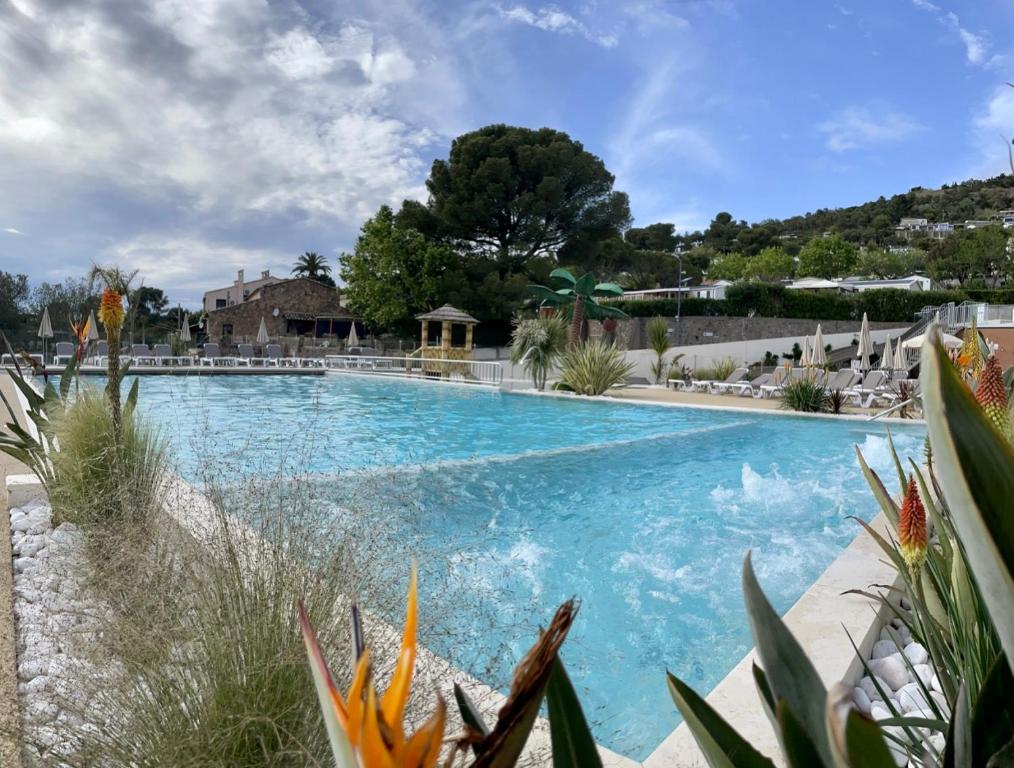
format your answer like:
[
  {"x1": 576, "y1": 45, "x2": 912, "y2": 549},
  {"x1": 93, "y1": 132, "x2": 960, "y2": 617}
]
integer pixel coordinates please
[
  {"x1": 916, "y1": 301, "x2": 1014, "y2": 328},
  {"x1": 323, "y1": 355, "x2": 503, "y2": 386}
]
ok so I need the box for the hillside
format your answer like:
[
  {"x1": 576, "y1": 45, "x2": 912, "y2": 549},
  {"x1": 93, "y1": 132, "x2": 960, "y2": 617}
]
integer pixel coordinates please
[{"x1": 672, "y1": 174, "x2": 1014, "y2": 253}]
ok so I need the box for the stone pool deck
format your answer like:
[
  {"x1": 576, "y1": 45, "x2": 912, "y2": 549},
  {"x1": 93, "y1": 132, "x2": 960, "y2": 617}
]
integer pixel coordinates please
[{"x1": 603, "y1": 385, "x2": 880, "y2": 416}]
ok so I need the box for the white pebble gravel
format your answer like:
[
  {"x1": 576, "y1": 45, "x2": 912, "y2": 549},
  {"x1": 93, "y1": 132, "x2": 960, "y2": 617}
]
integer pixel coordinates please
[{"x1": 9, "y1": 502, "x2": 117, "y2": 766}]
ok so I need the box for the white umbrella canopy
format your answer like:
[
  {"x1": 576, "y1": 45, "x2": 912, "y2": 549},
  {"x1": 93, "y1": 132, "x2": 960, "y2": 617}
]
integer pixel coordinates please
[
  {"x1": 811, "y1": 324, "x2": 827, "y2": 366},
  {"x1": 893, "y1": 336, "x2": 907, "y2": 371},
  {"x1": 800, "y1": 335, "x2": 811, "y2": 366},
  {"x1": 880, "y1": 336, "x2": 894, "y2": 371},
  {"x1": 37, "y1": 306, "x2": 53, "y2": 361},
  {"x1": 902, "y1": 331, "x2": 962, "y2": 349},
  {"x1": 256, "y1": 316, "x2": 269, "y2": 345},
  {"x1": 347, "y1": 320, "x2": 359, "y2": 348},
  {"x1": 857, "y1": 312, "x2": 874, "y2": 371},
  {"x1": 86, "y1": 310, "x2": 100, "y2": 341},
  {"x1": 180, "y1": 313, "x2": 192, "y2": 342}
]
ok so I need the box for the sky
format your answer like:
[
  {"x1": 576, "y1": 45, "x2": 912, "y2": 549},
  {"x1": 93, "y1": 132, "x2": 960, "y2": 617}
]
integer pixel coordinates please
[{"x1": 1, "y1": 0, "x2": 1013, "y2": 307}]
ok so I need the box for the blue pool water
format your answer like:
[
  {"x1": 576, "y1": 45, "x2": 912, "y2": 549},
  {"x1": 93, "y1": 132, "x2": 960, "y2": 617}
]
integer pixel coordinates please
[{"x1": 125, "y1": 373, "x2": 924, "y2": 759}]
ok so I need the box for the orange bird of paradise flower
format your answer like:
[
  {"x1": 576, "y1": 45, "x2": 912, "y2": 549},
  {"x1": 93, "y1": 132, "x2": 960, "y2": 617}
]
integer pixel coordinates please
[
  {"x1": 70, "y1": 317, "x2": 91, "y2": 362},
  {"x1": 298, "y1": 565, "x2": 446, "y2": 768}
]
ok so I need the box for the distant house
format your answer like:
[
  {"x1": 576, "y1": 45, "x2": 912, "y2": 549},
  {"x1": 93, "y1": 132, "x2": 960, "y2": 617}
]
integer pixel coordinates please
[
  {"x1": 621, "y1": 281, "x2": 733, "y2": 301},
  {"x1": 837, "y1": 274, "x2": 936, "y2": 292},
  {"x1": 203, "y1": 269, "x2": 283, "y2": 314},
  {"x1": 204, "y1": 277, "x2": 357, "y2": 342},
  {"x1": 786, "y1": 277, "x2": 842, "y2": 291}
]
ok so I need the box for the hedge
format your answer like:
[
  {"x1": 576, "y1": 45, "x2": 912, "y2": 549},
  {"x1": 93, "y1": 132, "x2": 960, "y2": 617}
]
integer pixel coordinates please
[{"x1": 612, "y1": 285, "x2": 971, "y2": 323}]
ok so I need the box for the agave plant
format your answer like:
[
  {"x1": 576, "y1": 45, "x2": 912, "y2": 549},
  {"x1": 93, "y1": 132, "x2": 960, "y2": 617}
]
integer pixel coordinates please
[
  {"x1": 528, "y1": 268, "x2": 627, "y2": 346},
  {"x1": 668, "y1": 330, "x2": 1014, "y2": 766},
  {"x1": 558, "y1": 341, "x2": 635, "y2": 396},
  {"x1": 300, "y1": 566, "x2": 604, "y2": 768}
]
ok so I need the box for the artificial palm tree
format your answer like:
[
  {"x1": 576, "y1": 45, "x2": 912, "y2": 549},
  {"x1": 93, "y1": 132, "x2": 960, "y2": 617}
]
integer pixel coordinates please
[
  {"x1": 292, "y1": 252, "x2": 331, "y2": 279},
  {"x1": 528, "y1": 268, "x2": 627, "y2": 345}
]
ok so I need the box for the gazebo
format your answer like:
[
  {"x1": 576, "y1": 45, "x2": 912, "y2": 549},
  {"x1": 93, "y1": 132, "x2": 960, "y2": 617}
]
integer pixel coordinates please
[{"x1": 414, "y1": 304, "x2": 478, "y2": 378}]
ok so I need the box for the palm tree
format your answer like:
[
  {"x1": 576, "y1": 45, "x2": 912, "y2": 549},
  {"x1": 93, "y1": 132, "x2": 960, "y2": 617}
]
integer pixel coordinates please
[
  {"x1": 509, "y1": 313, "x2": 568, "y2": 391},
  {"x1": 528, "y1": 268, "x2": 627, "y2": 345},
  {"x1": 292, "y1": 252, "x2": 331, "y2": 279}
]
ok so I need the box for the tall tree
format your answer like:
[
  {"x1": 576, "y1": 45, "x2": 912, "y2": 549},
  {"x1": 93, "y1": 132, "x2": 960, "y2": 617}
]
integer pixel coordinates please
[
  {"x1": 292, "y1": 252, "x2": 331, "y2": 279},
  {"x1": 0, "y1": 272, "x2": 29, "y2": 332},
  {"x1": 744, "y1": 247, "x2": 794, "y2": 282},
  {"x1": 422, "y1": 125, "x2": 631, "y2": 272},
  {"x1": 796, "y1": 235, "x2": 859, "y2": 279},
  {"x1": 625, "y1": 223, "x2": 677, "y2": 252},
  {"x1": 703, "y1": 212, "x2": 746, "y2": 253},
  {"x1": 339, "y1": 206, "x2": 461, "y2": 332},
  {"x1": 707, "y1": 253, "x2": 749, "y2": 281}
]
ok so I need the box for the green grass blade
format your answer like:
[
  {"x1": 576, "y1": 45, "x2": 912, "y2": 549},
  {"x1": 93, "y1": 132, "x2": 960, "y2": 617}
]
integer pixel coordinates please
[{"x1": 453, "y1": 683, "x2": 491, "y2": 757}]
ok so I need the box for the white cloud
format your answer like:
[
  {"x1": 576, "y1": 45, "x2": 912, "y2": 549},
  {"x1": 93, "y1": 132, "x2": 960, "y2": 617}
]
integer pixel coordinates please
[
  {"x1": 911, "y1": 0, "x2": 991, "y2": 67},
  {"x1": 818, "y1": 106, "x2": 924, "y2": 152},
  {"x1": 2, "y1": 227, "x2": 23, "y2": 235},
  {"x1": 967, "y1": 84, "x2": 1014, "y2": 177},
  {"x1": 497, "y1": 4, "x2": 618, "y2": 48}
]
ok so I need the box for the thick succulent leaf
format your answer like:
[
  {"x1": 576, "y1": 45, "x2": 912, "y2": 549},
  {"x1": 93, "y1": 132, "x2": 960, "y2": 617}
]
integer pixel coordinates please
[
  {"x1": 742, "y1": 552, "x2": 833, "y2": 765},
  {"x1": 7, "y1": 370, "x2": 43, "y2": 410},
  {"x1": 969, "y1": 653, "x2": 1014, "y2": 767},
  {"x1": 885, "y1": 430, "x2": 907, "y2": 496},
  {"x1": 296, "y1": 601, "x2": 356, "y2": 768},
  {"x1": 666, "y1": 672, "x2": 775, "y2": 768},
  {"x1": 921, "y1": 335, "x2": 1014, "y2": 678},
  {"x1": 58, "y1": 354, "x2": 77, "y2": 402},
  {"x1": 855, "y1": 447, "x2": 899, "y2": 526},
  {"x1": 751, "y1": 663, "x2": 777, "y2": 725},
  {"x1": 841, "y1": 710, "x2": 900, "y2": 768},
  {"x1": 775, "y1": 700, "x2": 824, "y2": 767},
  {"x1": 943, "y1": 682, "x2": 970, "y2": 768},
  {"x1": 546, "y1": 659, "x2": 602, "y2": 768},
  {"x1": 549, "y1": 267, "x2": 577, "y2": 285},
  {"x1": 124, "y1": 378, "x2": 140, "y2": 421},
  {"x1": 453, "y1": 683, "x2": 490, "y2": 757}
]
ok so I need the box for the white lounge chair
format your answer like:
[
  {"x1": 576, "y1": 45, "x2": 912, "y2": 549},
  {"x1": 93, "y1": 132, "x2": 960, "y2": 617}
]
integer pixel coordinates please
[
  {"x1": 758, "y1": 367, "x2": 792, "y2": 398},
  {"x1": 823, "y1": 369, "x2": 859, "y2": 392},
  {"x1": 677, "y1": 366, "x2": 749, "y2": 393},
  {"x1": 844, "y1": 370, "x2": 890, "y2": 408},
  {"x1": 199, "y1": 343, "x2": 233, "y2": 367},
  {"x1": 727, "y1": 372, "x2": 771, "y2": 397},
  {"x1": 236, "y1": 343, "x2": 265, "y2": 366},
  {"x1": 264, "y1": 344, "x2": 285, "y2": 367},
  {"x1": 53, "y1": 342, "x2": 76, "y2": 366},
  {"x1": 131, "y1": 343, "x2": 158, "y2": 366},
  {"x1": 711, "y1": 368, "x2": 755, "y2": 394}
]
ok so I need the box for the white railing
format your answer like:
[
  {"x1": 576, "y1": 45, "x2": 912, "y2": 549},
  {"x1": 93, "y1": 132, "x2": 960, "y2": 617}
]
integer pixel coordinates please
[
  {"x1": 917, "y1": 301, "x2": 1014, "y2": 328},
  {"x1": 323, "y1": 355, "x2": 503, "y2": 386}
]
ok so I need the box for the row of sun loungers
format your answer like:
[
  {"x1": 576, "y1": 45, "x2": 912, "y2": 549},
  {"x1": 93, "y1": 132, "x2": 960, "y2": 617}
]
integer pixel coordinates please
[
  {"x1": 673, "y1": 366, "x2": 917, "y2": 409},
  {"x1": 46, "y1": 342, "x2": 321, "y2": 368}
]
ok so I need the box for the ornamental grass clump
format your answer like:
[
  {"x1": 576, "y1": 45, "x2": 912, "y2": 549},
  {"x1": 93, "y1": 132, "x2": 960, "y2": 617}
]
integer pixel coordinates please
[
  {"x1": 509, "y1": 313, "x2": 568, "y2": 391},
  {"x1": 780, "y1": 376, "x2": 830, "y2": 413},
  {"x1": 558, "y1": 340, "x2": 634, "y2": 396}
]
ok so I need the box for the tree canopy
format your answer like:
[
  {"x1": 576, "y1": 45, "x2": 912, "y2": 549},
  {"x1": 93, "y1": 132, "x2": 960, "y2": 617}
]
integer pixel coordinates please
[
  {"x1": 796, "y1": 235, "x2": 859, "y2": 279},
  {"x1": 417, "y1": 124, "x2": 631, "y2": 272}
]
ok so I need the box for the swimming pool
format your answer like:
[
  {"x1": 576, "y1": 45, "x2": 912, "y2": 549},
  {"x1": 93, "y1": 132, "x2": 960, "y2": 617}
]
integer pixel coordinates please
[{"x1": 129, "y1": 372, "x2": 924, "y2": 759}]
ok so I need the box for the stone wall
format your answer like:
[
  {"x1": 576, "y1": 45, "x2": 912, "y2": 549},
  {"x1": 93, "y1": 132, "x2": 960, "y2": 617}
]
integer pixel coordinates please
[
  {"x1": 593, "y1": 316, "x2": 905, "y2": 350},
  {"x1": 205, "y1": 278, "x2": 353, "y2": 342}
]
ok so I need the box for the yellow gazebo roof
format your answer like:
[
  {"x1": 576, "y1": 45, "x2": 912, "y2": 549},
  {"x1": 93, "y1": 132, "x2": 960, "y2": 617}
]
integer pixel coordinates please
[{"x1": 415, "y1": 305, "x2": 478, "y2": 324}]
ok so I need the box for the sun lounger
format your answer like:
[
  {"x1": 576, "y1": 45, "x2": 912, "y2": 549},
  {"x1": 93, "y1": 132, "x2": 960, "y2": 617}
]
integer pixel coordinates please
[
  {"x1": 53, "y1": 342, "x2": 76, "y2": 366},
  {"x1": 677, "y1": 366, "x2": 749, "y2": 393},
  {"x1": 199, "y1": 343, "x2": 236, "y2": 367},
  {"x1": 844, "y1": 370, "x2": 890, "y2": 408},
  {"x1": 131, "y1": 343, "x2": 158, "y2": 366},
  {"x1": 824, "y1": 369, "x2": 859, "y2": 392},
  {"x1": 726, "y1": 373, "x2": 771, "y2": 397},
  {"x1": 264, "y1": 344, "x2": 285, "y2": 367},
  {"x1": 710, "y1": 368, "x2": 754, "y2": 394},
  {"x1": 235, "y1": 343, "x2": 263, "y2": 366},
  {"x1": 758, "y1": 367, "x2": 793, "y2": 398}
]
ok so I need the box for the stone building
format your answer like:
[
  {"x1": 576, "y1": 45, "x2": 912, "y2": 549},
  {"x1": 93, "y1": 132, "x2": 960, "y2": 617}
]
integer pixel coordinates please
[
  {"x1": 204, "y1": 277, "x2": 357, "y2": 342},
  {"x1": 202, "y1": 269, "x2": 282, "y2": 314}
]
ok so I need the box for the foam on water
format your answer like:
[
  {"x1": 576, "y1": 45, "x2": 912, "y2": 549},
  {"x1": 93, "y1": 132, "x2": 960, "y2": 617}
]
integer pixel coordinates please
[{"x1": 122, "y1": 373, "x2": 926, "y2": 760}]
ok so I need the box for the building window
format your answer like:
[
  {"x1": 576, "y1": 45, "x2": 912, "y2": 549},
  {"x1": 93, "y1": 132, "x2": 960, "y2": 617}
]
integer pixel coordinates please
[
  {"x1": 216, "y1": 299, "x2": 226, "y2": 309},
  {"x1": 222, "y1": 324, "x2": 234, "y2": 336}
]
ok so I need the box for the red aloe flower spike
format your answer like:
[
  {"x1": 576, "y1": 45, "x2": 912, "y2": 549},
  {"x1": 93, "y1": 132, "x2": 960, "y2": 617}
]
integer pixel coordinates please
[
  {"x1": 975, "y1": 355, "x2": 1013, "y2": 443},
  {"x1": 898, "y1": 475, "x2": 927, "y2": 575}
]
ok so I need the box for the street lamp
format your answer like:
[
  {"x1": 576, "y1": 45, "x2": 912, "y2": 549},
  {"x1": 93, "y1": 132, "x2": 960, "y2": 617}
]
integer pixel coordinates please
[{"x1": 673, "y1": 251, "x2": 683, "y2": 346}]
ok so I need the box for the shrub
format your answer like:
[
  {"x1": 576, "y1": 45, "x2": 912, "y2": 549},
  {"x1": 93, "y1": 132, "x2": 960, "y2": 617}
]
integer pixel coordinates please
[
  {"x1": 646, "y1": 316, "x2": 672, "y2": 384},
  {"x1": 780, "y1": 376, "x2": 830, "y2": 412},
  {"x1": 695, "y1": 357, "x2": 737, "y2": 382},
  {"x1": 827, "y1": 388, "x2": 847, "y2": 415},
  {"x1": 559, "y1": 341, "x2": 634, "y2": 395},
  {"x1": 48, "y1": 384, "x2": 167, "y2": 530},
  {"x1": 509, "y1": 313, "x2": 568, "y2": 390}
]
